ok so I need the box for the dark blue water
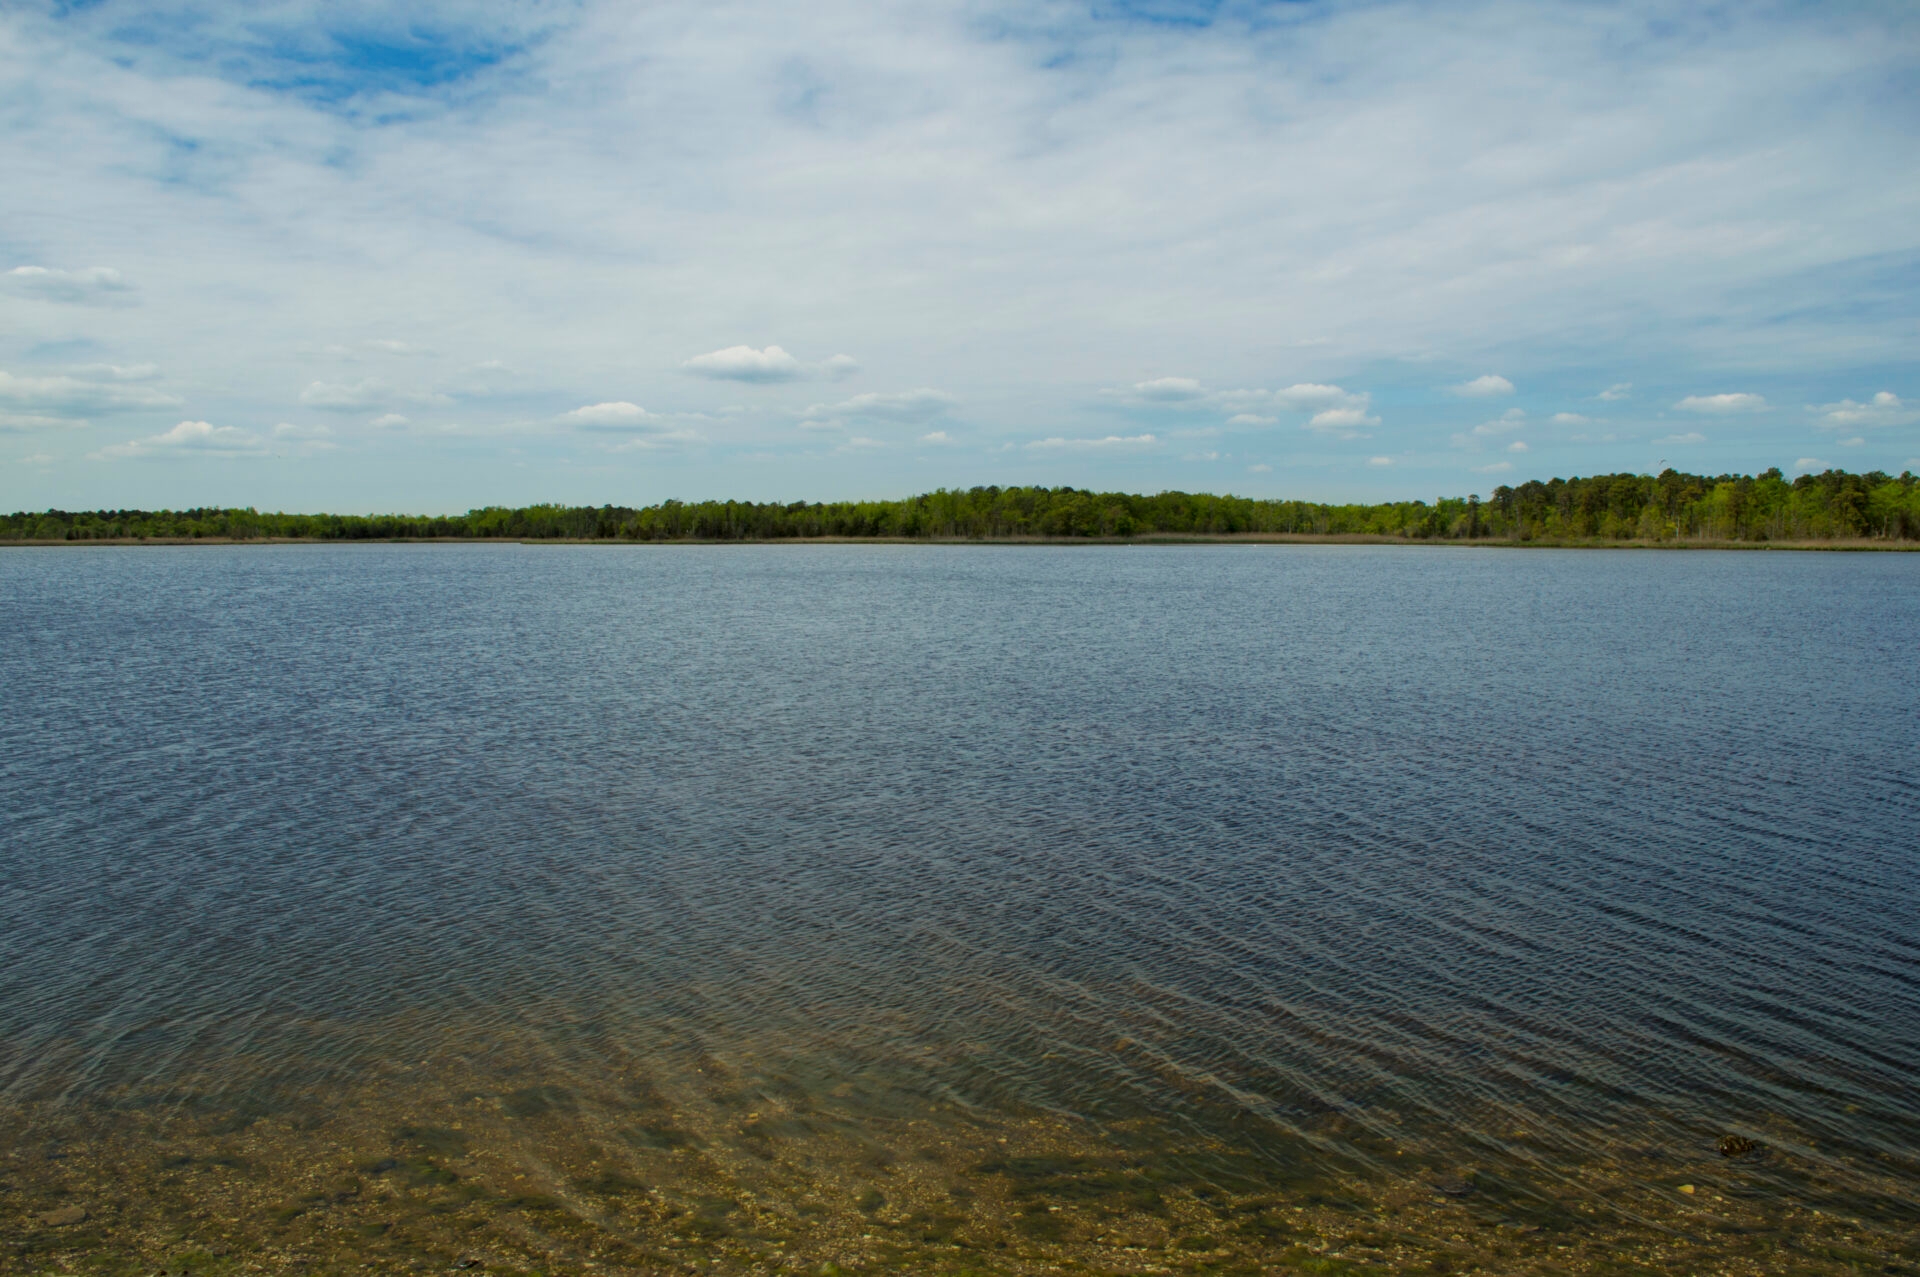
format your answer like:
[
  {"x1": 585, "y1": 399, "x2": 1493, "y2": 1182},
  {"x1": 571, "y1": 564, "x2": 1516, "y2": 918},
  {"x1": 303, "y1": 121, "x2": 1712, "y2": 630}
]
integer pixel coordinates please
[{"x1": 2, "y1": 544, "x2": 1917, "y2": 1266}]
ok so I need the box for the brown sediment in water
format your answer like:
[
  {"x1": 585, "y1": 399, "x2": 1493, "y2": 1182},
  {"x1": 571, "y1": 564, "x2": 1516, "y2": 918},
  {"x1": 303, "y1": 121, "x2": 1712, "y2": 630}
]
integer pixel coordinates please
[{"x1": 4, "y1": 1045, "x2": 1916, "y2": 1277}]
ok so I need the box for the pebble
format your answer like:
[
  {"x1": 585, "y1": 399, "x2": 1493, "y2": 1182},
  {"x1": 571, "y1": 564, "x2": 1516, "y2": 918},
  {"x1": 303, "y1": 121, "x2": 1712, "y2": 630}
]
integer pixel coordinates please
[
  {"x1": 41, "y1": 1204, "x2": 88, "y2": 1226},
  {"x1": 1677, "y1": 1184, "x2": 1695, "y2": 1195}
]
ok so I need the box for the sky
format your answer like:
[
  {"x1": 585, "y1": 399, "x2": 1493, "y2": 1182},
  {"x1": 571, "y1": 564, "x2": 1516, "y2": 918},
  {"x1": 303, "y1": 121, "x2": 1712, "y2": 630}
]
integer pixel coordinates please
[{"x1": 2, "y1": 0, "x2": 1917, "y2": 512}]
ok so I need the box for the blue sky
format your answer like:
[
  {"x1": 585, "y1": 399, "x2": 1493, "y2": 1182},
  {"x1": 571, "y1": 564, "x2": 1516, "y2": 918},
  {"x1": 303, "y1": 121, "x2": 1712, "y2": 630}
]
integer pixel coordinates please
[{"x1": 2, "y1": 0, "x2": 1916, "y2": 511}]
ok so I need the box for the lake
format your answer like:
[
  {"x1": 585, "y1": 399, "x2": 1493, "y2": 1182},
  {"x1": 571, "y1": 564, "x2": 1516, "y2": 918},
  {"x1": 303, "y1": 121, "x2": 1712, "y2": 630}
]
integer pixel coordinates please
[{"x1": 2, "y1": 544, "x2": 1916, "y2": 1275}]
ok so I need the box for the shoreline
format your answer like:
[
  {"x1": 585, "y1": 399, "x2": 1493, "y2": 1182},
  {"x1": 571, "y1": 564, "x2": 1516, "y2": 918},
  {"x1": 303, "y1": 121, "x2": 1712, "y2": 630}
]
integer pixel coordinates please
[{"x1": 2, "y1": 534, "x2": 1916, "y2": 550}]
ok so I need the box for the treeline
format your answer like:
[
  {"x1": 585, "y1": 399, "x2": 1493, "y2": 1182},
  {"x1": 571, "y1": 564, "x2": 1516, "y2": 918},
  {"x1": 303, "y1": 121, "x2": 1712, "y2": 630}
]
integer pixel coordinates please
[{"x1": 6, "y1": 468, "x2": 1918, "y2": 544}]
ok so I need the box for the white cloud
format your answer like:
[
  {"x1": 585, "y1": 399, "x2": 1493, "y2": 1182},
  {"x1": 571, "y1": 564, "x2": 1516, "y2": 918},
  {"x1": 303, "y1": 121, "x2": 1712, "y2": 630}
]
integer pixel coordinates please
[
  {"x1": 1473, "y1": 461, "x2": 1514, "y2": 473},
  {"x1": 0, "y1": 412, "x2": 81, "y2": 432},
  {"x1": 0, "y1": 369, "x2": 180, "y2": 416},
  {"x1": 1794, "y1": 457, "x2": 1825, "y2": 471},
  {"x1": 1452, "y1": 408, "x2": 1528, "y2": 448},
  {"x1": 4, "y1": 2, "x2": 1917, "y2": 501},
  {"x1": 1550, "y1": 412, "x2": 1592, "y2": 425},
  {"x1": 1839, "y1": 436, "x2": 1865, "y2": 446},
  {"x1": 565, "y1": 401, "x2": 656, "y2": 426},
  {"x1": 1813, "y1": 391, "x2": 1914, "y2": 431},
  {"x1": 1658, "y1": 431, "x2": 1707, "y2": 444},
  {"x1": 920, "y1": 429, "x2": 952, "y2": 443},
  {"x1": 370, "y1": 413, "x2": 410, "y2": 429},
  {"x1": 1367, "y1": 456, "x2": 1395, "y2": 467},
  {"x1": 90, "y1": 420, "x2": 265, "y2": 460},
  {"x1": 1025, "y1": 434, "x2": 1158, "y2": 450},
  {"x1": 804, "y1": 388, "x2": 955, "y2": 424},
  {"x1": 681, "y1": 345, "x2": 858, "y2": 383},
  {"x1": 1225, "y1": 413, "x2": 1277, "y2": 426},
  {"x1": 1598, "y1": 384, "x2": 1633, "y2": 402},
  {"x1": 1452, "y1": 374, "x2": 1515, "y2": 398},
  {"x1": 1272, "y1": 384, "x2": 1359, "y2": 411},
  {"x1": 1507, "y1": 440, "x2": 1529, "y2": 453},
  {"x1": 1248, "y1": 463, "x2": 1272, "y2": 473},
  {"x1": 684, "y1": 345, "x2": 803, "y2": 381},
  {"x1": 1675, "y1": 392, "x2": 1766, "y2": 413},
  {"x1": 299, "y1": 379, "x2": 386, "y2": 411},
  {"x1": 2, "y1": 265, "x2": 134, "y2": 305},
  {"x1": 1306, "y1": 405, "x2": 1379, "y2": 435},
  {"x1": 1131, "y1": 376, "x2": 1205, "y2": 402}
]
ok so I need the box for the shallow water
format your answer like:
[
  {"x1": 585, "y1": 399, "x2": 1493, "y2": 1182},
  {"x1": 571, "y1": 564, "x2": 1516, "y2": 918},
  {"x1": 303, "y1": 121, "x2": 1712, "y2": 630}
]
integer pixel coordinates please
[{"x1": 2, "y1": 544, "x2": 1917, "y2": 1276}]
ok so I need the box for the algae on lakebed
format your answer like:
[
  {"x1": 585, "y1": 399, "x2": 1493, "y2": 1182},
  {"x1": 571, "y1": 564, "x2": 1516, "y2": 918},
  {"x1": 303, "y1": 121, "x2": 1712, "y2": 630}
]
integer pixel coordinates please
[{"x1": 2, "y1": 1047, "x2": 1915, "y2": 1277}]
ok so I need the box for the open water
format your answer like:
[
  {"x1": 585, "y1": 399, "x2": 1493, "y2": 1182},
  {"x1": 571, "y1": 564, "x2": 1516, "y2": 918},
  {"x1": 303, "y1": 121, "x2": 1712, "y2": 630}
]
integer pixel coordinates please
[{"x1": 2, "y1": 544, "x2": 1917, "y2": 1276}]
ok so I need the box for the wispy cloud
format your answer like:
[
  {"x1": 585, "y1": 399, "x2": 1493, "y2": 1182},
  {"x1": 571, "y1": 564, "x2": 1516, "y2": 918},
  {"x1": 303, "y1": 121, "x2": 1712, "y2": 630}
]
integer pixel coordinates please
[
  {"x1": 801, "y1": 389, "x2": 955, "y2": 426},
  {"x1": 300, "y1": 380, "x2": 387, "y2": 411},
  {"x1": 2, "y1": 265, "x2": 135, "y2": 305},
  {"x1": 1025, "y1": 434, "x2": 1158, "y2": 450},
  {"x1": 0, "y1": 369, "x2": 180, "y2": 418},
  {"x1": 1597, "y1": 383, "x2": 1633, "y2": 402}
]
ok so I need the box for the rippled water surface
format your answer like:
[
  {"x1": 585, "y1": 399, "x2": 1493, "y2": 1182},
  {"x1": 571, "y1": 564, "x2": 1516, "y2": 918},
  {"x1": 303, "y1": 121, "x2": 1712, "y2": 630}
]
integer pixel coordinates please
[{"x1": 3, "y1": 544, "x2": 1917, "y2": 1276}]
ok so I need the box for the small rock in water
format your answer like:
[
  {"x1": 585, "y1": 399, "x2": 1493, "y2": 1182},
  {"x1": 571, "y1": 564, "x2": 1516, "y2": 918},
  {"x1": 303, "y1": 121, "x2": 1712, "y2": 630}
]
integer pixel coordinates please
[
  {"x1": 41, "y1": 1204, "x2": 87, "y2": 1227},
  {"x1": 453, "y1": 1259, "x2": 484, "y2": 1271},
  {"x1": 1718, "y1": 1134, "x2": 1757, "y2": 1158},
  {"x1": 1431, "y1": 1172, "x2": 1475, "y2": 1197},
  {"x1": 1677, "y1": 1183, "x2": 1696, "y2": 1195}
]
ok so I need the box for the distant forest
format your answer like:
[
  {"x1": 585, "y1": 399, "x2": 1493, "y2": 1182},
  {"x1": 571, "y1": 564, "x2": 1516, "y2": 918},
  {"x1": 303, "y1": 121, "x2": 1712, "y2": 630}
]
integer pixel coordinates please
[{"x1": 6, "y1": 467, "x2": 1918, "y2": 544}]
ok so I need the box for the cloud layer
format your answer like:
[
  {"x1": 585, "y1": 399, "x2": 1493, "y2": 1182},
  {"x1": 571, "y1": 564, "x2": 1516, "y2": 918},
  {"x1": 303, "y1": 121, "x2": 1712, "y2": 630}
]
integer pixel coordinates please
[{"x1": 2, "y1": 0, "x2": 1917, "y2": 505}]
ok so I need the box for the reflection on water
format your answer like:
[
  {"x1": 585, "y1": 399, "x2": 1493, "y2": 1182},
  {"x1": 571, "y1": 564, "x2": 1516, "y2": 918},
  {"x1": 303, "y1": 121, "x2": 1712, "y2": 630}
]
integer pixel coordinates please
[{"x1": 2, "y1": 545, "x2": 1917, "y2": 1274}]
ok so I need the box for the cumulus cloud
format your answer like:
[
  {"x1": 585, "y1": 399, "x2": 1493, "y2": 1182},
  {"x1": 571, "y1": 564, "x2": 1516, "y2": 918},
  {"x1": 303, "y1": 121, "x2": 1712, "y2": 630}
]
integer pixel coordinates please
[
  {"x1": 1658, "y1": 431, "x2": 1707, "y2": 444},
  {"x1": 920, "y1": 429, "x2": 953, "y2": 443},
  {"x1": 1248, "y1": 463, "x2": 1272, "y2": 473},
  {"x1": 1473, "y1": 461, "x2": 1514, "y2": 473},
  {"x1": 803, "y1": 388, "x2": 955, "y2": 425},
  {"x1": 1507, "y1": 440, "x2": 1529, "y2": 452},
  {"x1": 370, "y1": 413, "x2": 410, "y2": 429},
  {"x1": 1794, "y1": 457, "x2": 1825, "y2": 471},
  {"x1": 1025, "y1": 434, "x2": 1158, "y2": 450},
  {"x1": 1226, "y1": 413, "x2": 1277, "y2": 426},
  {"x1": 1551, "y1": 412, "x2": 1592, "y2": 425},
  {"x1": 1452, "y1": 375, "x2": 1515, "y2": 398},
  {"x1": 565, "y1": 401, "x2": 657, "y2": 427},
  {"x1": 1675, "y1": 393, "x2": 1766, "y2": 413},
  {"x1": 681, "y1": 345, "x2": 858, "y2": 382},
  {"x1": 1367, "y1": 456, "x2": 1395, "y2": 467},
  {"x1": 1598, "y1": 384, "x2": 1633, "y2": 402},
  {"x1": 2, "y1": 265, "x2": 134, "y2": 305},
  {"x1": 1813, "y1": 391, "x2": 1914, "y2": 431},
  {"x1": 90, "y1": 420, "x2": 265, "y2": 460},
  {"x1": 1306, "y1": 405, "x2": 1379, "y2": 435}
]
